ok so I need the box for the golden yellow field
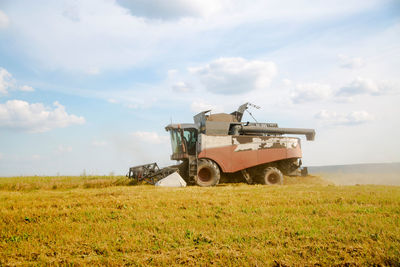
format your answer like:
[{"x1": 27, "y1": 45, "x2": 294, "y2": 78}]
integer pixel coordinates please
[{"x1": 1, "y1": 175, "x2": 399, "y2": 266}]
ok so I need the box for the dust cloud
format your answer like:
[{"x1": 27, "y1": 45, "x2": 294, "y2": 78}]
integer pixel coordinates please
[{"x1": 309, "y1": 163, "x2": 400, "y2": 186}]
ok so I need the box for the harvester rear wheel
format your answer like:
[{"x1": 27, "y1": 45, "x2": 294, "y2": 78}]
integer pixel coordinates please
[
  {"x1": 262, "y1": 167, "x2": 283, "y2": 185},
  {"x1": 196, "y1": 159, "x2": 220, "y2": 187}
]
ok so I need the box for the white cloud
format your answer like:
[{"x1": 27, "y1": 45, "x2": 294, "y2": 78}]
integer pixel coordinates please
[
  {"x1": 0, "y1": 152, "x2": 3, "y2": 160},
  {"x1": 333, "y1": 96, "x2": 355, "y2": 103},
  {"x1": 290, "y1": 78, "x2": 397, "y2": 103},
  {"x1": 125, "y1": 103, "x2": 140, "y2": 109},
  {"x1": 0, "y1": 68, "x2": 14, "y2": 95},
  {"x1": 107, "y1": 98, "x2": 118, "y2": 104},
  {"x1": 118, "y1": 0, "x2": 384, "y2": 22},
  {"x1": 92, "y1": 140, "x2": 107, "y2": 147},
  {"x1": 315, "y1": 110, "x2": 374, "y2": 125},
  {"x1": 0, "y1": 100, "x2": 85, "y2": 133},
  {"x1": 0, "y1": 10, "x2": 9, "y2": 29},
  {"x1": 87, "y1": 67, "x2": 100, "y2": 75},
  {"x1": 282, "y1": 79, "x2": 293, "y2": 86},
  {"x1": 32, "y1": 154, "x2": 41, "y2": 160},
  {"x1": 58, "y1": 145, "x2": 72, "y2": 153},
  {"x1": 190, "y1": 101, "x2": 219, "y2": 113},
  {"x1": 190, "y1": 57, "x2": 277, "y2": 95},
  {"x1": 0, "y1": 68, "x2": 36, "y2": 95},
  {"x1": 336, "y1": 77, "x2": 392, "y2": 97},
  {"x1": 172, "y1": 81, "x2": 191, "y2": 92},
  {"x1": 116, "y1": 0, "x2": 222, "y2": 20},
  {"x1": 167, "y1": 69, "x2": 178, "y2": 76},
  {"x1": 291, "y1": 83, "x2": 332, "y2": 103},
  {"x1": 131, "y1": 131, "x2": 169, "y2": 144},
  {"x1": 338, "y1": 54, "x2": 365, "y2": 69},
  {"x1": 62, "y1": 4, "x2": 80, "y2": 22},
  {"x1": 20, "y1": 85, "x2": 35, "y2": 92}
]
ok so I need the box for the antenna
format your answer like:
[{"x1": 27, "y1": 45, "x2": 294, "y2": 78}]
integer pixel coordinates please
[
  {"x1": 247, "y1": 103, "x2": 260, "y2": 110},
  {"x1": 245, "y1": 102, "x2": 260, "y2": 123}
]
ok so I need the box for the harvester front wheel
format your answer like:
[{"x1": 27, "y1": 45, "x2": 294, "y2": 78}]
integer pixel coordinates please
[
  {"x1": 262, "y1": 167, "x2": 283, "y2": 185},
  {"x1": 196, "y1": 159, "x2": 220, "y2": 187}
]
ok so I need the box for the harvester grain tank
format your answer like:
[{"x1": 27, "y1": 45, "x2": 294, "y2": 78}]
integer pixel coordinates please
[{"x1": 128, "y1": 103, "x2": 315, "y2": 186}]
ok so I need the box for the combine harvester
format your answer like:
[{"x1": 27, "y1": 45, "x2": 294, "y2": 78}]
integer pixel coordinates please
[{"x1": 128, "y1": 103, "x2": 315, "y2": 186}]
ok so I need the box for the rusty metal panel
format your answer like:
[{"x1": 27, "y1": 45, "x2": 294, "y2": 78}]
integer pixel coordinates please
[
  {"x1": 207, "y1": 113, "x2": 237, "y2": 122},
  {"x1": 198, "y1": 134, "x2": 303, "y2": 173},
  {"x1": 204, "y1": 121, "x2": 231, "y2": 135},
  {"x1": 198, "y1": 146, "x2": 297, "y2": 173}
]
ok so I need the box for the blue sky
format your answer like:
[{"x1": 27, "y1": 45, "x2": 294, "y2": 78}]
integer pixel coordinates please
[{"x1": 0, "y1": 0, "x2": 399, "y2": 176}]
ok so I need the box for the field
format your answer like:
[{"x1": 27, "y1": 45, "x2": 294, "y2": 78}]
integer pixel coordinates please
[{"x1": 0, "y1": 175, "x2": 399, "y2": 266}]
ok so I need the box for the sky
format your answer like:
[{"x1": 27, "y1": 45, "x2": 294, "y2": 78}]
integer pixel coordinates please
[{"x1": 0, "y1": 0, "x2": 399, "y2": 176}]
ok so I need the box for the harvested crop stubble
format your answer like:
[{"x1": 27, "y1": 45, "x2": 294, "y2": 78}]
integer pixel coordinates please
[{"x1": 0, "y1": 175, "x2": 399, "y2": 265}]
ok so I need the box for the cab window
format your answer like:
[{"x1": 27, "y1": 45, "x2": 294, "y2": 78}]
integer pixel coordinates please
[
  {"x1": 169, "y1": 129, "x2": 183, "y2": 155},
  {"x1": 183, "y1": 128, "x2": 197, "y2": 155}
]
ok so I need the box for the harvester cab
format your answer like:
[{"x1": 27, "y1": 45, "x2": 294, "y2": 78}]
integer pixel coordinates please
[
  {"x1": 128, "y1": 103, "x2": 315, "y2": 186},
  {"x1": 164, "y1": 124, "x2": 198, "y2": 160}
]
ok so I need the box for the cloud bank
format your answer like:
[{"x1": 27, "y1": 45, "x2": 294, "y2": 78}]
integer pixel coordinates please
[
  {"x1": 0, "y1": 67, "x2": 36, "y2": 95},
  {"x1": 337, "y1": 77, "x2": 392, "y2": 97},
  {"x1": 0, "y1": 68, "x2": 14, "y2": 95},
  {"x1": 0, "y1": 100, "x2": 85, "y2": 132},
  {"x1": 338, "y1": 54, "x2": 365, "y2": 69},
  {"x1": 291, "y1": 83, "x2": 332, "y2": 103},
  {"x1": 6, "y1": 0, "x2": 383, "y2": 73},
  {"x1": 290, "y1": 77, "x2": 397, "y2": 103},
  {"x1": 315, "y1": 110, "x2": 374, "y2": 125},
  {"x1": 0, "y1": 10, "x2": 9, "y2": 29},
  {"x1": 190, "y1": 57, "x2": 277, "y2": 95},
  {"x1": 116, "y1": 0, "x2": 222, "y2": 20}
]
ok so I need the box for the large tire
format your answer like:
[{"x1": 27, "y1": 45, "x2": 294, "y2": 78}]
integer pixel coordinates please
[
  {"x1": 196, "y1": 159, "x2": 220, "y2": 187},
  {"x1": 262, "y1": 167, "x2": 284, "y2": 185}
]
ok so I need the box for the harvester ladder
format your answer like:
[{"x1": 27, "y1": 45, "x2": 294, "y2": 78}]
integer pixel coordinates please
[{"x1": 188, "y1": 155, "x2": 198, "y2": 183}]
